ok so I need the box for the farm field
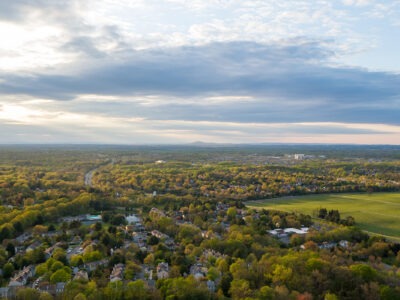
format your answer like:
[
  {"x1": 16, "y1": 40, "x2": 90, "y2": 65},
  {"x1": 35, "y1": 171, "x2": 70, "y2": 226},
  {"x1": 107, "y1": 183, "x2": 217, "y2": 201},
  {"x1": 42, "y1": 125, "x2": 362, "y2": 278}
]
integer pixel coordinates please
[{"x1": 247, "y1": 193, "x2": 400, "y2": 241}]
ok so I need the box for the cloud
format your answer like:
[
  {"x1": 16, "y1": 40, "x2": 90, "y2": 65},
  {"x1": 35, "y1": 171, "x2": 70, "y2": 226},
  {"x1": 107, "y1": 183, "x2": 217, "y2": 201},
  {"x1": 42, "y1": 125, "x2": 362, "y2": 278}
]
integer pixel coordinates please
[
  {"x1": 0, "y1": 41, "x2": 399, "y2": 125},
  {"x1": 1, "y1": 0, "x2": 400, "y2": 144},
  {"x1": 342, "y1": 0, "x2": 371, "y2": 6}
]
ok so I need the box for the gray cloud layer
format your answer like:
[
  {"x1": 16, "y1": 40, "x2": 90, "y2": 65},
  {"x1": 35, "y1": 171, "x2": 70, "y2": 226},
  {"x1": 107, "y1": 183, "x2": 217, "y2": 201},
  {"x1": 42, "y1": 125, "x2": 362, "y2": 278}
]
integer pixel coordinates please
[{"x1": 1, "y1": 42, "x2": 399, "y2": 124}]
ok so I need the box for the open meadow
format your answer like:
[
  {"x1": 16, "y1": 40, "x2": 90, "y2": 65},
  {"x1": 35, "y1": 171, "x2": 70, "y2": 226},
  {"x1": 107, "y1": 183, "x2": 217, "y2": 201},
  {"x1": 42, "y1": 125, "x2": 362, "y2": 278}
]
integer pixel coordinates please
[{"x1": 247, "y1": 193, "x2": 400, "y2": 241}]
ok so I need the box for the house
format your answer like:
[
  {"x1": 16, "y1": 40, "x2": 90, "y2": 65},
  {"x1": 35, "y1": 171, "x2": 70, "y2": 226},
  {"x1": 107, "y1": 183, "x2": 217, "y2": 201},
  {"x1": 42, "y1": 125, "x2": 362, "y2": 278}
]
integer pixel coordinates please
[
  {"x1": 207, "y1": 280, "x2": 216, "y2": 293},
  {"x1": 149, "y1": 207, "x2": 166, "y2": 218},
  {"x1": 124, "y1": 225, "x2": 135, "y2": 232},
  {"x1": 70, "y1": 235, "x2": 83, "y2": 245},
  {"x1": 0, "y1": 287, "x2": 10, "y2": 299},
  {"x1": 190, "y1": 263, "x2": 208, "y2": 280},
  {"x1": 151, "y1": 230, "x2": 168, "y2": 240},
  {"x1": 56, "y1": 282, "x2": 66, "y2": 294},
  {"x1": 44, "y1": 242, "x2": 63, "y2": 259},
  {"x1": 143, "y1": 266, "x2": 153, "y2": 280},
  {"x1": 74, "y1": 270, "x2": 89, "y2": 281},
  {"x1": 319, "y1": 242, "x2": 337, "y2": 249},
  {"x1": 201, "y1": 231, "x2": 221, "y2": 240},
  {"x1": 110, "y1": 264, "x2": 125, "y2": 282},
  {"x1": 38, "y1": 284, "x2": 56, "y2": 295},
  {"x1": 202, "y1": 249, "x2": 225, "y2": 260},
  {"x1": 156, "y1": 262, "x2": 169, "y2": 279},
  {"x1": 8, "y1": 265, "x2": 35, "y2": 287},
  {"x1": 339, "y1": 240, "x2": 350, "y2": 248},
  {"x1": 268, "y1": 227, "x2": 309, "y2": 237},
  {"x1": 84, "y1": 259, "x2": 109, "y2": 272},
  {"x1": 15, "y1": 232, "x2": 32, "y2": 243},
  {"x1": 26, "y1": 241, "x2": 42, "y2": 252},
  {"x1": 38, "y1": 282, "x2": 66, "y2": 296}
]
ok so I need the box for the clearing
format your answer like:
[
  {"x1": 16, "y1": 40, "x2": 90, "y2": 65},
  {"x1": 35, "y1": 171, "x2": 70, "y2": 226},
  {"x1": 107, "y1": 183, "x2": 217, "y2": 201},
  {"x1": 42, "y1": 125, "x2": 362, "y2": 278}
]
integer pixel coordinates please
[{"x1": 246, "y1": 193, "x2": 400, "y2": 241}]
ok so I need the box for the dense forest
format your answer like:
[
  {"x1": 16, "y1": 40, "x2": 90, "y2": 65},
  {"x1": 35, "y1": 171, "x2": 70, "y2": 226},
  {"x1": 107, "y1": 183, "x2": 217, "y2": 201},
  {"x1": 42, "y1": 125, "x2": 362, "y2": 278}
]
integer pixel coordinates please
[{"x1": 1, "y1": 145, "x2": 400, "y2": 300}]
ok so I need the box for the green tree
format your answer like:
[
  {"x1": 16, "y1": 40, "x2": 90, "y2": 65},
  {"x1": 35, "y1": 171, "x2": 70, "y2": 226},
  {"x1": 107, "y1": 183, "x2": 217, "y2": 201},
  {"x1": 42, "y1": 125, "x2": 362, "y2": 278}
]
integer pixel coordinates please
[
  {"x1": 50, "y1": 268, "x2": 71, "y2": 283},
  {"x1": 349, "y1": 264, "x2": 377, "y2": 282},
  {"x1": 16, "y1": 288, "x2": 40, "y2": 300},
  {"x1": 39, "y1": 292, "x2": 54, "y2": 300},
  {"x1": 3, "y1": 262, "x2": 15, "y2": 278},
  {"x1": 125, "y1": 280, "x2": 148, "y2": 300},
  {"x1": 229, "y1": 279, "x2": 252, "y2": 300}
]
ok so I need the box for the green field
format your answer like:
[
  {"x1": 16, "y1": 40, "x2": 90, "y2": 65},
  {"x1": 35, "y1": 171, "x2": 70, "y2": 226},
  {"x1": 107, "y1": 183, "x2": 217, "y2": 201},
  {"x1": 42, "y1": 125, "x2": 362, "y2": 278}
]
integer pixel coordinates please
[{"x1": 247, "y1": 193, "x2": 400, "y2": 241}]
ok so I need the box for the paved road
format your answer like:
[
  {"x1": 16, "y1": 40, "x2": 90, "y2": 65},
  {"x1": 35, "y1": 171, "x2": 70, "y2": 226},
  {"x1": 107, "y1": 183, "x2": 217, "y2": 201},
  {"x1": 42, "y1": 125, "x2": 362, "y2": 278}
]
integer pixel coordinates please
[
  {"x1": 84, "y1": 159, "x2": 115, "y2": 187},
  {"x1": 84, "y1": 168, "x2": 96, "y2": 187}
]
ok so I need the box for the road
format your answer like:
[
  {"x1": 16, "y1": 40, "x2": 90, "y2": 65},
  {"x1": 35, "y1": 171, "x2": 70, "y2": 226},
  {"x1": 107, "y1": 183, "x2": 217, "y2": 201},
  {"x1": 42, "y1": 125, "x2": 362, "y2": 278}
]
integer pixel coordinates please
[
  {"x1": 84, "y1": 159, "x2": 115, "y2": 187},
  {"x1": 84, "y1": 168, "x2": 96, "y2": 187}
]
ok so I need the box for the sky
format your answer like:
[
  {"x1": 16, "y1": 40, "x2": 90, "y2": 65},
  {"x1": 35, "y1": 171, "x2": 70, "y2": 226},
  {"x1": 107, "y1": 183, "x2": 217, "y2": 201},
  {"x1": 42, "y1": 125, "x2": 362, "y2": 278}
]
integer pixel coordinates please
[{"x1": 0, "y1": 0, "x2": 400, "y2": 144}]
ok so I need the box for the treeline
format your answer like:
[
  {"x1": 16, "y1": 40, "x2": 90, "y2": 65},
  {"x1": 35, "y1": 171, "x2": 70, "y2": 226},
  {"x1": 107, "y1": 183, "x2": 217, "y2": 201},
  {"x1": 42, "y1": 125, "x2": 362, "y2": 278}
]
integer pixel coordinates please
[
  {"x1": 0, "y1": 193, "x2": 117, "y2": 242},
  {"x1": 317, "y1": 208, "x2": 355, "y2": 226},
  {"x1": 93, "y1": 161, "x2": 400, "y2": 201}
]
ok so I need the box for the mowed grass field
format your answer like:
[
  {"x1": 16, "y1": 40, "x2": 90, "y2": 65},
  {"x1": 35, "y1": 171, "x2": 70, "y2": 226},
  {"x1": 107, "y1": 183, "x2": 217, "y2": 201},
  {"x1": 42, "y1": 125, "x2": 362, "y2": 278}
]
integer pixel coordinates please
[{"x1": 247, "y1": 193, "x2": 400, "y2": 241}]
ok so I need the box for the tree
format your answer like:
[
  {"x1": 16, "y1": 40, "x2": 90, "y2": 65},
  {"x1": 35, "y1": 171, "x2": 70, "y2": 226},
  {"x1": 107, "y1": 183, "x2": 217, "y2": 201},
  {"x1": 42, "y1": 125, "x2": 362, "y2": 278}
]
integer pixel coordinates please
[
  {"x1": 50, "y1": 261, "x2": 64, "y2": 272},
  {"x1": 227, "y1": 207, "x2": 237, "y2": 221},
  {"x1": 318, "y1": 208, "x2": 327, "y2": 219},
  {"x1": 3, "y1": 262, "x2": 15, "y2": 278},
  {"x1": 110, "y1": 214, "x2": 126, "y2": 226},
  {"x1": 33, "y1": 225, "x2": 48, "y2": 235},
  {"x1": 257, "y1": 286, "x2": 274, "y2": 300},
  {"x1": 125, "y1": 280, "x2": 148, "y2": 300},
  {"x1": 16, "y1": 288, "x2": 40, "y2": 300},
  {"x1": 207, "y1": 267, "x2": 220, "y2": 281},
  {"x1": 39, "y1": 293, "x2": 54, "y2": 300},
  {"x1": 349, "y1": 264, "x2": 377, "y2": 282},
  {"x1": 82, "y1": 250, "x2": 102, "y2": 263},
  {"x1": 229, "y1": 279, "x2": 252, "y2": 300},
  {"x1": 147, "y1": 235, "x2": 159, "y2": 245},
  {"x1": 73, "y1": 293, "x2": 87, "y2": 300},
  {"x1": 35, "y1": 263, "x2": 48, "y2": 276},
  {"x1": 324, "y1": 293, "x2": 339, "y2": 300},
  {"x1": 70, "y1": 255, "x2": 84, "y2": 267},
  {"x1": 6, "y1": 242, "x2": 15, "y2": 257},
  {"x1": 94, "y1": 222, "x2": 102, "y2": 231},
  {"x1": 271, "y1": 265, "x2": 293, "y2": 286},
  {"x1": 52, "y1": 248, "x2": 68, "y2": 265},
  {"x1": 50, "y1": 268, "x2": 71, "y2": 283}
]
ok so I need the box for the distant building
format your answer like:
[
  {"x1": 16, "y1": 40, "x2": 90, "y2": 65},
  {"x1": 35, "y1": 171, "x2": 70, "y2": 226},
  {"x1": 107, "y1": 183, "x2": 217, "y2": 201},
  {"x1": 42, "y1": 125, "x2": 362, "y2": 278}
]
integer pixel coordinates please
[
  {"x1": 268, "y1": 227, "x2": 308, "y2": 236},
  {"x1": 110, "y1": 264, "x2": 125, "y2": 282},
  {"x1": 8, "y1": 265, "x2": 35, "y2": 287},
  {"x1": 74, "y1": 270, "x2": 89, "y2": 281},
  {"x1": 151, "y1": 230, "x2": 168, "y2": 240},
  {"x1": 26, "y1": 241, "x2": 42, "y2": 252},
  {"x1": 207, "y1": 280, "x2": 216, "y2": 293},
  {"x1": 0, "y1": 287, "x2": 9, "y2": 299},
  {"x1": 157, "y1": 262, "x2": 169, "y2": 279},
  {"x1": 190, "y1": 263, "x2": 208, "y2": 280},
  {"x1": 44, "y1": 242, "x2": 63, "y2": 259},
  {"x1": 84, "y1": 259, "x2": 109, "y2": 272},
  {"x1": 15, "y1": 232, "x2": 32, "y2": 243},
  {"x1": 294, "y1": 154, "x2": 305, "y2": 160},
  {"x1": 319, "y1": 242, "x2": 337, "y2": 249},
  {"x1": 70, "y1": 235, "x2": 83, "y2": 245},
  {"x1": 37, "y1": 282, "x2": 66, "y2": 296},
  {"x1": 149, "y1": 207, "x2": 166, "y2": 218}
]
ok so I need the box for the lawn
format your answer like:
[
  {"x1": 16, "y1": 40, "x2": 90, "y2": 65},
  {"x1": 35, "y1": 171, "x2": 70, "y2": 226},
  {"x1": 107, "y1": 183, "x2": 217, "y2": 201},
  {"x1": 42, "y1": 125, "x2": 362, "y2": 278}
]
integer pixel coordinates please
[{"x1": 246, "y1": 193, "x2": 400, "y2": 241}]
